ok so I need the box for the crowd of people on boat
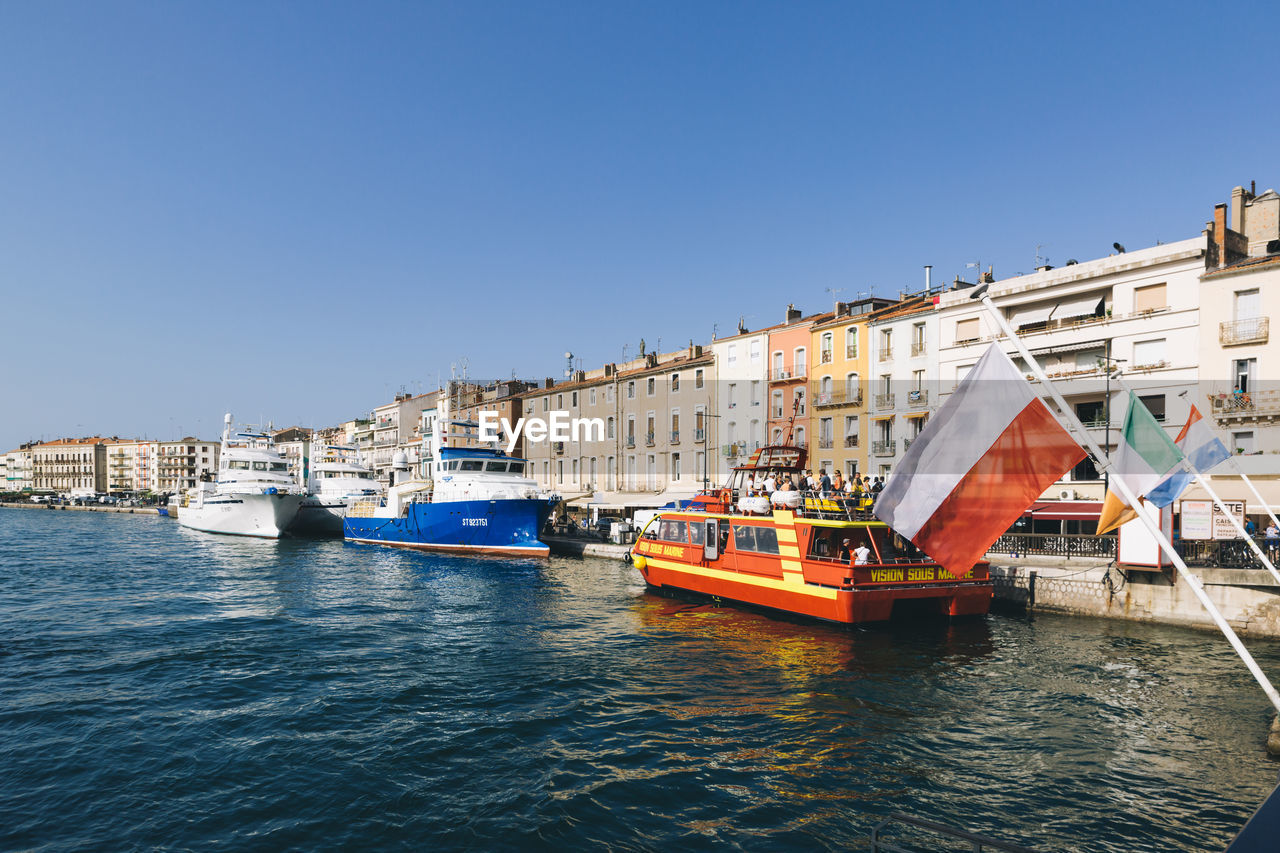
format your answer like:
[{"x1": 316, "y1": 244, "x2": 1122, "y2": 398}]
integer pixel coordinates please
[{"x1": 746, "y1": 468, "x2": 885, "y2": 502}]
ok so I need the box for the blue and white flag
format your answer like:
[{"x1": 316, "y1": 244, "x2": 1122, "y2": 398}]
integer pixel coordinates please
[{"x1": 1146, "y1": 405, "x2": 1232, "y2": 507}]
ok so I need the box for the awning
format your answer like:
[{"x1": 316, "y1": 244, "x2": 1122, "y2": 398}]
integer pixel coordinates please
[
  {"x1": 1050, "y1": 293, "x2": 1106, "y2": 321},
  {"x1": 903, "y1": 411, "x2": 929, "y2": 419},
  {"x1": 581, "y1": 489, "x2": 699, "y2": 510},
  {"x1": 870, "y1": 413, "x2": 895, "y2": 421},
  {"x1": 1028, "y1": 339, "x2": 1107, "y2": 357},
  {"x1": 1009, "y1": 302, "x2": 1054, "y2": 328},
  {"x1": 1022, "y1": 500, "x2": 1102, "y2": 521}
]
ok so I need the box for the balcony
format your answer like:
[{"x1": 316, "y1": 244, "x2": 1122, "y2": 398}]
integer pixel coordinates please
[
  {"x1": 906, "y1": 389, "x2": 928, "y2": 407},
  {"x1": 810, "y1": 382, "x2": 864, "y2": 409},
  {"x1": 846, "y1": 345, "x2": 858, "y2": 359},
  {"x1": 694, "y1": 429, "x2": 705, "y2": 443},
  {"x1": 872, "y1": 440, "x2": 896, "y2": 456},
  {"x1": 878, "y1": 348, "x2": 892, "y2": 362},
  {"x1": 1220, "y1": 316, "x2": 1269, "y2": 346},
  {"x1": 625, "y1": 436, "x2": 636, "y2": 449},
  {"x1": 819, "y1": 350, "x2": 833, "y2": 364},
  {"x1": 554, "y1": 442, "x2": 564, "y2": 455},
  {"x1": 818, "y1": 437, "x2": 834, "y2": 449},
  {"x1": 911, "y1": 342, "x2": 926, "y2": 357},
  {"x1": 670, "y1": 430, "x2": 680, "y2": 444},
  {"x1": 771, "y1": 367, "x2": 792, "y2": 381},
  {"x1": 1208, "y1": 390, "x2": 1280, "y2": 424},
  {"x1": 645, "y1": 431, "x2": 656, "y2": 447},
  {"x1": 875, "y1": 393, "x2": 896, "y2": 409},
  {"x1": 844, "y1": 435, "x2": 859, "y2": 448}
]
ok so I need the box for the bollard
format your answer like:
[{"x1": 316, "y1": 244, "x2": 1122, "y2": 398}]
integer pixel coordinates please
[{"x1": 1028, "y1": 570, "x2": 1037, "y2": 612}]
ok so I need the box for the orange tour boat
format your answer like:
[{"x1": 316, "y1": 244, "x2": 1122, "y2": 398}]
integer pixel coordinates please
[{"x1": 628, "y1": 445, "x2": 993, "y2": 624}]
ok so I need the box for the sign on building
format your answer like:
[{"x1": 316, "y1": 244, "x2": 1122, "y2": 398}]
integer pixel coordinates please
[{"x1": 1178, "y1": 499, "x2": 1245, "y2": 540}]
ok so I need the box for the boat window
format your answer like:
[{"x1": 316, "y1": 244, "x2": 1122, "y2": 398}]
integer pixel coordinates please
[
  {"x1": 688, "y1": 522, "x2": 705, "y2": 547},
  {"x1": 508, "y1": 462, "x2": 524, "y2": 475},
  {"x1": 485, "y1": 461, "x2": 508, "y2": 472},
  {"x1": 658, "y1": 519, "x2": 688, "y2": 543},
  {"x1": 734, "y1": 524, "x2": 780, "y2": 555},
  {"x1": 270, "y1": 462, "x2": 288, "y2": 472},
  {"x1": 252, "y1": 462, "x2": 268, "y2": 471},
  {"x1": 460, "y1": 461, "x2": 482, "y2": 471},
  {"x1": 228, "y1": 461, "x2": 250, "y2": 470}
]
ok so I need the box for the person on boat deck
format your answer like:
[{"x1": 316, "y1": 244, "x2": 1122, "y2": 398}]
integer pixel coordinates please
[
  {"x1": 837, "y1": 537, "x2": 852, "y2": 562},
  {"x1": 819, "y1": 469, "x2": 832, "y2": 497},
  {"x1": 763, "y1": 473, "x2": 777, "y2": 494},
  {"x1": 853, "y1": 542, "x2": 871, "y2": 566},
  {"x1": 830, "y1": 471, "x2": 844, "y2": 494},
  {"x1": 779, "y1": 479, "x2": 794, "y2": 491}
]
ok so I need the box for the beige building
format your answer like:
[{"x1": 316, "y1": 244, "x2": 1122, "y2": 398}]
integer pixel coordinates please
[
  {"x1": 106, "y1": 440, "x2": 159, "y2": 494},
  {"x1": 32, "y1": 438, "x2": 109, "y2": 495},
  {"x1": 156, "y1": 439, "x2": 219, "y2": 494},
  {"x1": 522, "y1": 345, "x2": 716, "y2": 504},
  {"x1": 2, "y1": 445, "x2": 35, "y2": 493},
  {"x1": 1190, "y1": 184, "x2": 1280, "y2": 507}
]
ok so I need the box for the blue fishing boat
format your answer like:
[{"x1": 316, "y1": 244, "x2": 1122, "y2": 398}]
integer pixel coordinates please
[{"x1": 343, "y1": 420, "x2": 557, "y2": 557}]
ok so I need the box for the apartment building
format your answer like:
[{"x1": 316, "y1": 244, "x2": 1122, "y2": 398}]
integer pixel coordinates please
[
  {"x1": 521, "y1": 345, "x2": 715, "y2": 500},
  {"x1": 808, "y1": 298, "x2": 892, "y2": 480},
  {"x1": 866, "y1": 294, "x2": 939, "y2": 479},
  {"x1": 156, "y1": 440, "x2": 220, "y2": 493},
  {"x1": 1193, "y1": 184, "x2": 1280, "y2": 502},
  {"x1": 710, "y1": 323, "x2": 772, "y2": 482},
  {"x1": 105, "y1": 440, "x2": 159, "y2": 494},
  {"x1": 2, "y1": 445, "x2": 34, "y2": 493},
  {"x1": 32, "y1": 438, "x2": 109, "y2": 494},
  {"x1": 937, "y1": 236, "x2": 1206, "y2": 500},
  {"x1": 363, "y1": 392, "x2": 435, "y2": 482},
  {"x1": 766, "y1": 306, "x2": 829, "y2": 449},
  {"x1": 272, "y1": 427, "x2": 313, "y2": 488}
]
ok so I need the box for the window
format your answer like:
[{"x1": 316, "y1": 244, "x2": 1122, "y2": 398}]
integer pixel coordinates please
[
  {"x1": 911, "y1": 323, "x2": 926, "y2": 356},
  {"x1": 658, "y1": 519, "x2": 688, "y2": 543},
  {"x1": 820, "y1": 332, "x2": 833, "y2": 362},
  {"x1": 912, "y1": 369, "x2": 925, "y2": 391},
  {"x1": 606, "y1": 385, "x2": 614, "y2": 402},
  {"x1": 1139, "y1": 394, "x2": 1165, "y2": 423},
  {"x1": 1235, "y1": 358, "x2": 1257, "y2": 393},
  {"x1": 1235, "y1": 288, "x2": 1261, "y2": 320},
  {"x1": 846, "y1": 327, "x2": 858, "y2": 358},
  {"x1": 727, "y1": 344, "x2": 738, "y2": 367},
  {"x1": 647, "y1": 377, "x2": 656, "y2": 396},
  {"x1": 571, "y1": 391, "x2": 577, "y2": 407},
  {"x1": 571, "y1": 459, "x2": 578, "y2": 483},
  {"x1": 750, "y1": 381, "x2": 761, "y2": 406},
  {"x1": 1075, "y1": 400, "x2": 1105, "y2": 427},
  {"x1": 734, "y1": 524, "x2": 780, "y2": 554},
  {"x1": 589, "y1": 388, "x2": 596, "y2": 405},
  {"x1": 794, "y1": 347, "x2": 807, "y2": 377},
  {"x1": 772, "y1": 390, "x2": 784, "y2": 418},
  {"x1": 846, "y1": 372, "x2": 860, "y2": 402},
  {"x1": 794, "y1": 387, "x2": 806, "y2": 416},
  {"x1": 671, "y1": 452, "x2": 681, "y2": 481},
  {"x1": 695, "y1": 369, "x2": 704, "y2": 388},
  {"x1": 671, "y1": 372, "x2": 680, "y2": 391},
  {"x1": 749, "y1": 340, "x2": 761, "y2": 363},
  {"x1": 1233, "y1": 431, "x2": 1256, "y2": 454},
  {"x1": 543, "y1": 397, "x2": 549, "y2": 412},
  {"x1": 607, "y1": 417, "x2": 615, "y2": 438},
  {"x1": 1133, "y1": 283, "x2": 1167, "y2": 313},
  {"x1": 1132, "y1": 339, "x2": 1167, "y2": 369},
  {"x1": 772, "y1": 351, "x2": 784, "y2": 379},
  {"x1": 557, "y1": 394, "x2": 564, "y2": 409},
  {"x1": 728, "y1": 383, "x2": 737, "y2": 408},
  {"x1": 955, "y1": 317, "x2": 980, "y2": 344},
  {"x1": 627, "y1": 381, "x2": 635, "y2": 399}
]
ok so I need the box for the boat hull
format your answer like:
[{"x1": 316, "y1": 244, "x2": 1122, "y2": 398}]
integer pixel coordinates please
[
  {"x1": 344, "y1": 497, "x2": 553, "y2": 557},
  {"x1": 290, "y1": 499, "x2": 348, "y2": 537},
  {"x1": 177, "y1": 493, "x2": 304, "y2": 538}
]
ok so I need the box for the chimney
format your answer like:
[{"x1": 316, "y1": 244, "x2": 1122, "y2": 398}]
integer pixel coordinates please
[
  {"x1": 1214, "y1": 202, "x2": 1228, "y2": 269},
  {"x1": 924, "y1": 265, "x2": 932, "y2": 292},
  {"x1": 785, "y1": 303, "x2": 802, "y2": 324},
  {"x1": 1231, "y1": 186, "x2": 1247, "y2": 233},
  {"x1": 544, "y1": 378, "x2": 556, "y2": 389}
]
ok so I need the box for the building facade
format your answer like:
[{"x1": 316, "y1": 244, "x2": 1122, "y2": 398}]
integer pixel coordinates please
[
  {"x1": 156, "y1": 440, "x2": 220, "y2": 494},
  {"x1": 710, "y1": 324, "x2": 771, "y2": 482},
  {"x1": 2, "y1": 445, "x2": 34, "y2": 493},
  {"x1": 808, "y1": 298, "x2": 891, "y2": 480},
  {"x1": 106, "y1": 440, "x2": 159, "y2": 494},
  {"x1": 32, "y1": 438, "x2": 109, "y2": 495},
  {"x1": 766, "y1": 307, "x2": 826, "y2": 449},
  {"x1": 866, "y1": 295, "x2": 939, "y2": 480}
]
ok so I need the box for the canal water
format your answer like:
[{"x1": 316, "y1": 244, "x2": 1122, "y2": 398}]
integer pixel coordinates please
[{"x1": 2, "y1": 508, "x2": 1279, "y2": 851}]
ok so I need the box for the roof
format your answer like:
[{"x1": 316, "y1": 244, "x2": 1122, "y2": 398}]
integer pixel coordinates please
[
  {"x1": 34, "y1": 437, "x2": 111, "y2": 447},
  {"x1": 1202, "y1": 252, "x2": 1280, "y2": 281},
  {"x1": 867, "y1": 295, "x2": 937, "y2": 323}
]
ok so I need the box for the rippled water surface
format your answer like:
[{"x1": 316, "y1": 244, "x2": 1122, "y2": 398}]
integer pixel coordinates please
[{"x1": 3, "y1": 507, "x2": 1280, "y2": 851}]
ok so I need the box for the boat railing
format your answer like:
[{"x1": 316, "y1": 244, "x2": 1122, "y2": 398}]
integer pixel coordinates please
[{"x1": 346, "y1": 497, "x2": 382, "y2": 518}]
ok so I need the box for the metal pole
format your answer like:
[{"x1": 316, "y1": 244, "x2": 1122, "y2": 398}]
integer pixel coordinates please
[
  {"x1": 1226, "y1": 455, "x2": 1280, "y2": 532},
  {"x1": 975, "y1": 291, "x2": 1280, "y2": 714}
]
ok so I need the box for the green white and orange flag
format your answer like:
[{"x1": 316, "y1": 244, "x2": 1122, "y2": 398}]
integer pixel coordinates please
[{"x1": 1095, "y1": 392, "x2": 1182, "y2": 535}]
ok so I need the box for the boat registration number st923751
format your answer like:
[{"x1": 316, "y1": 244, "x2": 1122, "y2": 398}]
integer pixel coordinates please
[{"x1": 462, "y1": 518, "x2": 489, "y2": 527}]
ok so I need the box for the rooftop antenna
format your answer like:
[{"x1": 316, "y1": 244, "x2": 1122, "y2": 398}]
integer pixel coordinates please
[
  {"x1": 1035, "y1": 244, "x2": 1046, "y2": 268},
  {"x1": 621, "y1": 343, "x2": 630, "y2": 362},
  {"x1": 564, "y1": 351, "x2": 574, "y2": 378},
  {"x1": 825, "y1": 286, "x2": 844, "y2": 314},
  {"x1": 964, "y1": 261, "x2": 980, "y2": 283}
]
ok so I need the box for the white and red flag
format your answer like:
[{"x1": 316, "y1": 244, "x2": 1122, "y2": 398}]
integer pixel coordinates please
[{"x1": 873, "y1": 343, "x2": 1086, "y2": 577}]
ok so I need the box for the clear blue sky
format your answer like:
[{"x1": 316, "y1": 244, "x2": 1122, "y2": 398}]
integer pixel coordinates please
[{"x1": 2, "y1": 0, "x2": 1277, "y2": 450}]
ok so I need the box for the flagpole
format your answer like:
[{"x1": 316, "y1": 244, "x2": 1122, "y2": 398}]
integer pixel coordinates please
[
  {"x1": 973, "y1": 289, "x2": 1280, "y2": 714},
  {"x1": 1107, "y1": 373, "x2": 1280, "y2": 587}
]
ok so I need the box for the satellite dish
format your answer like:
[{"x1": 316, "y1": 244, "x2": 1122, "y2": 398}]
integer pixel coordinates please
[
  {"x1": 1066, "y1": 259, "x2": 1079, "y2": 265},
  {"x1": 1113, "y1": 242, "x2": 1126, "y2": 253},
  {"x1": 564, "y1": 351, "x2": 573, "y2": 359}
]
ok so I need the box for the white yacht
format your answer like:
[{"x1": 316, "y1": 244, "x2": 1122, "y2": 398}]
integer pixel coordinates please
[
  {"x1": 177, "y1": 414, "x2": 304, "y2": 538},
  {"x1": 290, "y1": 444, "x2": 382, "y2": 536}
]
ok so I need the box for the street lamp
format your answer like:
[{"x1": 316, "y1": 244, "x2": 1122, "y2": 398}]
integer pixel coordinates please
[{"x1": 1100, "y1": 353, "x2": 1127, "y2": 494}]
